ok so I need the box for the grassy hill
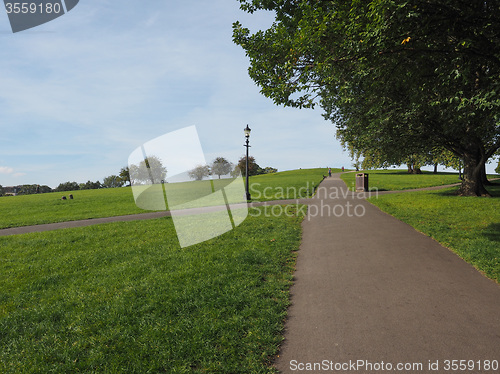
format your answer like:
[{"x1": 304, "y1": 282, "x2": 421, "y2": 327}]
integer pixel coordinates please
[{"x1": 0, "y1": 168, "x2": 329, "y2": 229}]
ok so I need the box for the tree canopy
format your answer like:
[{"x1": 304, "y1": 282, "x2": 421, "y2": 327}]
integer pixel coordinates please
[
  {"x1": 188, "y1": 165, "x2": 210, "y2": 181},
  {"x1": 211, "y1": 157, "x2": 233, "y2": 179},
  {"x1": 129, "y1": 156, "x2": 167, "y2": 185},
  {"x1": 236, "y1": 156, "x2": 261, "y2": 177},
  {"x1": 233, "y1": 0, "x2": 500, "y2": 195},
  {"x1": 102, "y1": 175, "x2": 124, "y2": 188}
]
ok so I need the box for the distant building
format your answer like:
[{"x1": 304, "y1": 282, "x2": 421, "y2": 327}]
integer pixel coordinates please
[{"x1": 3, "y1": 186, "x2": 22, "y2": 196}]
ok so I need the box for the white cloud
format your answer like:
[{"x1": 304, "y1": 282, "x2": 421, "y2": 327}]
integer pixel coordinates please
[
  {"x1": 0, "y1": 166, "x2": 14, "y2": 174},
  {"x1": 0, "y1": 167, "x2": 25, "y2": 180}
]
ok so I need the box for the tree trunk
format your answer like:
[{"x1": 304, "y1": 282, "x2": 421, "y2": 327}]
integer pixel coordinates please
[
  {"x1": 407, "y1": 162, "x2": 422, "y2": 174},
  {"x1": 433, "y1": 163, "x2": 438, "y2": 174},
  {"x1": 459, "y1": 151, "x2": 490, "y2": 196},
  {"x1": 480, "y1": 164, "x2": 494, "y2": 185}
]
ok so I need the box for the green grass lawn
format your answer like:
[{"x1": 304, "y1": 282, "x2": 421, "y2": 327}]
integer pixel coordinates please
[
  {"x1": 0, "y1": 187, "x2": 144, "y2": 229},
  {"x1": 0, "y1": 205, "x2": 304, "y2": 373},
  {"x1": 248, "y1": 168, "x2": 333, "y2": 202},
  {"x1": 369, "y1": 183, "x2": 500, "y2": 283},
  {"x1": 341, "y1": 169, "x2": 464, "y2": 191},
  {"x1": 0, "y1": 168, "x2": 328, "y2": 229}
]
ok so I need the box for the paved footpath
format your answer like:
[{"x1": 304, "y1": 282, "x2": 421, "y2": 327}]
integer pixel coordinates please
[{"x1": 275, "y1": 174, "x2": 500, "y2": 373}]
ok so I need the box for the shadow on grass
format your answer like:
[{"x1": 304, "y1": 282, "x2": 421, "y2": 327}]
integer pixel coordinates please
[
  {"x1": 483, "y1": 223, "x2": 500, "y2": 242},
  {"x1": 487, "y1": 182, "x2": 500, "y2": 197},
  {"x1": 434, "y1": 182, "x2": 500, "y2": 198},
  {"x1": 361, "y1": 171, "x2": 460, "y2": 176},
  {"x1": 435, "y1": 187, "x2": 461, "y2": 196}
]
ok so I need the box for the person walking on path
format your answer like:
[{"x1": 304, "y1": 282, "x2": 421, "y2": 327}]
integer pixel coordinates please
[{"x1": 328, "y1": 167, "x2": 331, "y2": 177}]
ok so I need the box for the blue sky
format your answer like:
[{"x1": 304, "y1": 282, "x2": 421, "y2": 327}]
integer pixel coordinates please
[
  {"x1": 0, "y1": 0, "x2": 351, "y2": 188},
  {"x1": 1, "y1": 1, "x2": 486, "y2": 189}
]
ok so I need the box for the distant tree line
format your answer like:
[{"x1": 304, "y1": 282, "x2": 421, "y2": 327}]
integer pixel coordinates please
[
  {"x1": 0, "y1": 184, "x2": 52, "y2": 196},
  {"x1": 0, "y1": 166, "x2": 132, "y2": 197},
  {"x1": 0, "y1": 156, "x2": 279, "y2": 196},
  {"x1": 128, "y1": 155, "x2": 278, "y2": 183},
  {"x1": 187, "y1": 156, "x2": 277, "y2": 181}
]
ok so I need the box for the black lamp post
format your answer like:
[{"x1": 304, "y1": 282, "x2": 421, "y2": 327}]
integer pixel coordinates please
[{"x1": 244, "y1": 125, "x2": 252, "y2": 201}]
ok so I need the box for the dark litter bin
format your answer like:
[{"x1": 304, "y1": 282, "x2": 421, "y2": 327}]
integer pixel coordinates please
[{"x1": 356, "y1": 173, "x2": 369, "y2": 192}]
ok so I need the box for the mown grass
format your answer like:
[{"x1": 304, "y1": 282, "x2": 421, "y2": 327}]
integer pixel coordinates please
[
  {"x1": 341, "y1": 169, "x2": 463, "y2": 191},
  {"x1": 369, "y1": 183, "x2": 500, "y2": 283},
  {"x1": 0, "y1": 187, "x2": 143, "y2": 229},
  {"x1": 0, "y1": 205, "x2": 304, "y2": 373},
  {"x1": 0, "y1": 168, "x2": 328, "y2": 229},
  {"x1": 248, "y1": 168, "x2": 333, "y2": 202}
]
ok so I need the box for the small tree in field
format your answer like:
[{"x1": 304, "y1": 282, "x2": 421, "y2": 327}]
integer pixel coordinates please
[
  {"x1": 188, "y1": 165, "x2": 210, "y2": 181},
  {"x1": 79, "y1": 180, "x2": 101, "y2": 190},
  {"x1": 211, "y1": 157, "x2": 233, "y2": 179},
  {"x1": 55, "y1": 181, "x2": 80, "y2": 192},
  {"x1": 263, "y1": 167, "x2": 278, "y2": 174},
  {"x1": 237, "y1": 156, "x2": 260, "y2": 177},
  {"x1": 103, "y1": 175, "x2": 124, "y2": 188},
  {"x1": 119, "y1": 166, "x2": 131, "y2": 186}
]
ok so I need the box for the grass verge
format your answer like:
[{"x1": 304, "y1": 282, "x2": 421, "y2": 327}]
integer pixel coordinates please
[
  {"x1": 341, "y1": 170, "x2": 463, "y2": 191},
  {"x1": 369, "y1": 183, "x2": 500, "y2": 283},
  {"x1": 0, "y1": 205, "x2": 304, "y2": 373}
]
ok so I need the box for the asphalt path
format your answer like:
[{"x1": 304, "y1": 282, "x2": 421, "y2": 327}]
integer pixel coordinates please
[{"x1": 274, "y1": 174, "x2": 500, "y2": 373}]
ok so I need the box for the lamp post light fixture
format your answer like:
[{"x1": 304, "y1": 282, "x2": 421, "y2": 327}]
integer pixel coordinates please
[{"x1": 244, "y1": 125, "x2": 251, "y2": 201}]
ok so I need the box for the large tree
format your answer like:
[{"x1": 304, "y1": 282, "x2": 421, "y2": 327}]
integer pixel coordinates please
[{"x1": 233, "y1": 0, "x2": 500, "y2": 196}]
